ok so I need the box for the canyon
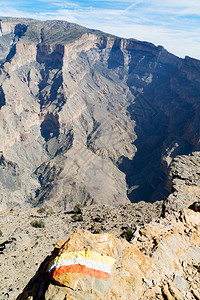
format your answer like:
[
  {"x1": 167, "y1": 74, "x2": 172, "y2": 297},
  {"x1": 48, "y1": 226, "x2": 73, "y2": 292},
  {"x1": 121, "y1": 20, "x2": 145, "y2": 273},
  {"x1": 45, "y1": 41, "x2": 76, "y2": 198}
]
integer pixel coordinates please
[
  {"x1": 0, "y1": 17, "x2": 200, "y2": 300},
  {"x1": 0, "y1": 17, "x2": 200, "y2": 211}
]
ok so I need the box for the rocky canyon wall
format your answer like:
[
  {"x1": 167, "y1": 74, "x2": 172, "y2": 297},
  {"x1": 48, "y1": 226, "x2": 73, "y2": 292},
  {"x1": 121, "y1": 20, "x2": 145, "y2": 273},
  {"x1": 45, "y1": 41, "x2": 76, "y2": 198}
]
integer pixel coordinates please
[{"x1": 0, "y1": 17, "x2": 200, "y2": 210}]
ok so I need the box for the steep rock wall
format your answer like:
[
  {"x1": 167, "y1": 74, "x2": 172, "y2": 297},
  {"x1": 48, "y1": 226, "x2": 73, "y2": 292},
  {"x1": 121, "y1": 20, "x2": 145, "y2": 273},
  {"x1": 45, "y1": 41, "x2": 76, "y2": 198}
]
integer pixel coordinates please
[{"x1": 0, "y1": 17, "x2": 200, "y2": 210}]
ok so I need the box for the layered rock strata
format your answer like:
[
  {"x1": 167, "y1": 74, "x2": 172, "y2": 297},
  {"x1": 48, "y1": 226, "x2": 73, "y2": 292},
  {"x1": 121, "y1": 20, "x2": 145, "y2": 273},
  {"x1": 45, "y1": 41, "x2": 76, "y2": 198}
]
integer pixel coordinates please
[
  {"x1": 0, "y1": 17, "x2": 200, "y2": 210},
  {"x1": 163, "y1": 151, "x2": 200, "y2": 216}
]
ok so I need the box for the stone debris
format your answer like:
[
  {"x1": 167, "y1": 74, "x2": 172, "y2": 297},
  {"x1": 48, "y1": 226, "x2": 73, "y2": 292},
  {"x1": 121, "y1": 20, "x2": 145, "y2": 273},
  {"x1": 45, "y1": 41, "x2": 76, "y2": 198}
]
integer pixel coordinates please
[
  {"x1": 0, "y1": 201, "x2": 162, "y2": 299},
  {"x1": 17, "y1": 208, "x2": 200, "y2": 300},
  {"x1": 163, "y1": 152, "x2": 200, "y2": 216}
]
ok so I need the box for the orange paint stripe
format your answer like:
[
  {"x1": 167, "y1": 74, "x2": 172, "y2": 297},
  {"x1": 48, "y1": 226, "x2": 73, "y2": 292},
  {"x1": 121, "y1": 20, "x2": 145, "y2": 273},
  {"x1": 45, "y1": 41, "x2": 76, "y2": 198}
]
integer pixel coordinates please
[{"x1": 51, "y1": 264, "x2": 111, "y2": 281}]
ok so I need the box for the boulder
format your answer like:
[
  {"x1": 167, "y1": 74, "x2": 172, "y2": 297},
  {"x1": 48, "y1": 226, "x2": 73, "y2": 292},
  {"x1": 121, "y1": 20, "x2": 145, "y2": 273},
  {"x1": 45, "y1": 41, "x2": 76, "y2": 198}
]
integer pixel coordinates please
[
  {"x1": 18, "y1": 208, "x2": 200, "y2": 300},
  {"x1": 163, "y1": 152, "x2": 200, "y2": 216}
]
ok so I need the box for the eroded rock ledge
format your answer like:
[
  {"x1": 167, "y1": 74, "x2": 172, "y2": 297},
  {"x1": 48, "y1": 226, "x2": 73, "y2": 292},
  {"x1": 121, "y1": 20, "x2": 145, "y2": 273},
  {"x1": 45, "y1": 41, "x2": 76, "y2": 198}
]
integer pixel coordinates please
[{"x1": 163, "y1": 151, "x2": 200, "y2": 216}]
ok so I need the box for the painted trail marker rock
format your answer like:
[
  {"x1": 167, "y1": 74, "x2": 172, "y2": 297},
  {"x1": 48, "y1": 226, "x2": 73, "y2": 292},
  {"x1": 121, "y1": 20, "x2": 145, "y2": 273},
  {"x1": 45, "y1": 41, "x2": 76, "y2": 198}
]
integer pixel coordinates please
[
  {"x1": 49, "y1": 250, "x2": 115, "y2": 280},
  {"x1": 18, "y1": 210, "x2": 200, "y2": 299}
]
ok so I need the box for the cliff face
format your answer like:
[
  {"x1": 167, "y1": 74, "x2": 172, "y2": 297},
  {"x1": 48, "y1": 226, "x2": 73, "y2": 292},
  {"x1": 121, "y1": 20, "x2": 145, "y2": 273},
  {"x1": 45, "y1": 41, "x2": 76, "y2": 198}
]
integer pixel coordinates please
[
  {"x1": 163, "y1": 151, "x2": 200, "y2": 216},
  {"x1": 0, "y1": 17, "x2": 200, "y2": 210}
]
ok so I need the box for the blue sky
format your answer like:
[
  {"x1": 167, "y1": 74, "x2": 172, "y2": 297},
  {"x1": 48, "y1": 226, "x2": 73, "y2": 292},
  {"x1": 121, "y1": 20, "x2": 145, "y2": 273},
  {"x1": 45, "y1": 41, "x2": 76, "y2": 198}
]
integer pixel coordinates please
[{"x1": 0, "y1": 0, "x2": 200, "y2": 59}]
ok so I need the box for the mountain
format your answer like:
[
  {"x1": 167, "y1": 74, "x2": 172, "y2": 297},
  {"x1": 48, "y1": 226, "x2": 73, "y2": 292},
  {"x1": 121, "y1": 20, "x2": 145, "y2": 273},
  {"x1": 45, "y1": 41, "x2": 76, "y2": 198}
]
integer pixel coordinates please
[{"x1": 0, "y1": 17, "x2": 200, "y2": 212}]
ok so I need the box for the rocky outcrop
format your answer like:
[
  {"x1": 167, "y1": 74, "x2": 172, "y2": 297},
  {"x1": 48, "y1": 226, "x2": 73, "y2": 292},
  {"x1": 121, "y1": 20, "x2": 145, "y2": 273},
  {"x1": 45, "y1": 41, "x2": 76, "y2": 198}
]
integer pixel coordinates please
[
  {"x1": 18, "y1": 208, "x2": 200, "y2": 300},
  {"x1": 163, "y1": 151, "x2": 200, "y2": 216},
  {"x1": 0, "y1": 200, "x2": 163, "y2": 299},
  {"x1": 0, "y1": 17, "x2": 200, "y2": 210}
]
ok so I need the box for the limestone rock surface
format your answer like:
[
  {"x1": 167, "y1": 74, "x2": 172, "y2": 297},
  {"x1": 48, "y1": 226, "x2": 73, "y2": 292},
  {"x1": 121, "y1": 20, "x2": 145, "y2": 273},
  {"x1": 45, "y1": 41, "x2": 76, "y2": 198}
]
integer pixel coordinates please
[
  {"x1": 0, "y1": 200, "x2": 163, "y2": 299},
  {"x1": 18, "y1": 208, "x2": 200, "y2": 300},
  {"x1": 163, "y1": 151, "x2": 200, "y2": 216}
]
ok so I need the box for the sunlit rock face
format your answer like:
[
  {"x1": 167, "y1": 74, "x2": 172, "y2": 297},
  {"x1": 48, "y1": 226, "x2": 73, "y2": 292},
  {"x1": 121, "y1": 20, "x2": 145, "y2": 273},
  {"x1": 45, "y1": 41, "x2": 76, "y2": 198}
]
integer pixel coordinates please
[
  {"x1": 163, "y1": 151, "x2": 200, "y2": 216},
  {"x1": 18, "y1": 210, "x2": 200, "y2": 300},
  {"x1": 0, "y1": 17, "x2": 200, "y2": 211}
]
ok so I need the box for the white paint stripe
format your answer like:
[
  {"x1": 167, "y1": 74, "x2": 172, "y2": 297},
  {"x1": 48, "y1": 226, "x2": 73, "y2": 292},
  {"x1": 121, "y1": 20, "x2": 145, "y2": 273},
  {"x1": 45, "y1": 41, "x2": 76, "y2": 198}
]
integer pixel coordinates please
[{"x1": 48, "y1": 258, "x2": 112, "y2": 274}]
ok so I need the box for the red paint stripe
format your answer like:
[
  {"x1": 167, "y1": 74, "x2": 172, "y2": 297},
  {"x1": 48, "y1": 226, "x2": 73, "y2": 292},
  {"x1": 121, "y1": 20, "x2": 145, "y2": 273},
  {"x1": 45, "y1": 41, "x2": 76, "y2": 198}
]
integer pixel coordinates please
[{"x1": 51, "y1": 264, "x2": 111, "y2": 281}]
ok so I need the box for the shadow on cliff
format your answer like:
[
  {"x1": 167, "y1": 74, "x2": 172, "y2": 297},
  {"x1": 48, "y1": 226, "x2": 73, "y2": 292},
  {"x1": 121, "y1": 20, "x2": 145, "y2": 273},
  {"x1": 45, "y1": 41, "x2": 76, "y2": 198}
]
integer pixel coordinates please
[
  {"x1": 117, "y1": 49, "x2": 197, "y2": 203},
  {"x1": 108, "y1": 39, "x2": 124, "y2": 69},
  {"x1": 0, "y1": 86, "x2": 6, "y2": 109},
  {"x1": 36, "y1": 44, "x2": 66, "y2": 110}
]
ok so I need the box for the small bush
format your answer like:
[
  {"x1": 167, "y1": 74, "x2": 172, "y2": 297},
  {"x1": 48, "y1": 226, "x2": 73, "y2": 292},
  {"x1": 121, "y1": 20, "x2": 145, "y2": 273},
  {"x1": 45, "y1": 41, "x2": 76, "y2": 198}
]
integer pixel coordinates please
[
  {"x1": 47, "y1": 209, "x2": 55, "y2": 214},
  {"x1": 121, "y1": 229, "x2": 134, "y2": 242},
  {"x1": 72, "y1": 213, "x2": 83, "y2": 222},
  {"x1": 37, "y1": 207, "x2": 46, "y2": 214},
  {"x1": 36, "y1": 235, "x2": 43, "y2": 238},
  {"x1": 30, "y1": 220, "x2": 45, "y2": 228},
  {"x1": 73, "y1": 203, "x2": 82, "y2": 214},
  {"x1": 92, "y1": 228, "x2": 102, "y2": 234},
  {"x1": 0, "y1": 229, "x2": 2, "y2": 237},
  {"x1": 90, "y1": 223, "x2": 103, "y2": 234}
]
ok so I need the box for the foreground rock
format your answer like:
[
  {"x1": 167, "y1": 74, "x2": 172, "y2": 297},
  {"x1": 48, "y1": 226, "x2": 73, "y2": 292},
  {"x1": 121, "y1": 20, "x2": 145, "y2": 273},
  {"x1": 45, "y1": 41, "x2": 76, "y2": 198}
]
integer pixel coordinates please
[
  {"x1": 163, "y1": 151, "x2": 200, "y2": 216},
  {"x1": 18, "y1": 208, "x2": 200, "y2": 300},
  {"x1": 0, "y1": 201, "x2": 162, "y2": 299}
]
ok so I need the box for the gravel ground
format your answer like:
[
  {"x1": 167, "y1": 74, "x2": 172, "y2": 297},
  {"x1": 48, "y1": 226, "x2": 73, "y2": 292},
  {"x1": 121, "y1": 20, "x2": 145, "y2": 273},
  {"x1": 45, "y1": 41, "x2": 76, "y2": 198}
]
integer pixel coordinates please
[{"x1": 0, "y1": 201, "x2": 163, "y2": 299}]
